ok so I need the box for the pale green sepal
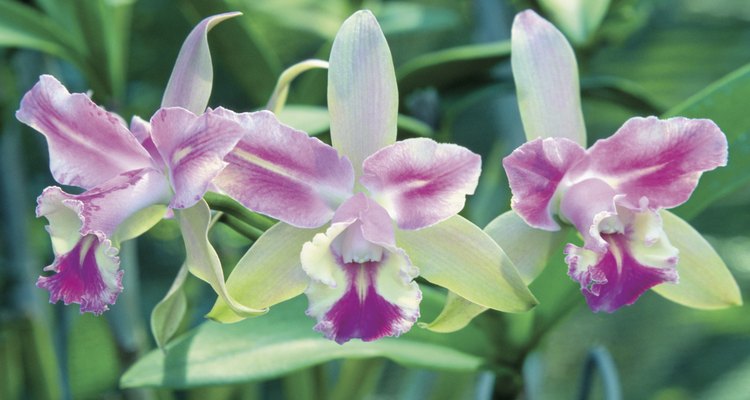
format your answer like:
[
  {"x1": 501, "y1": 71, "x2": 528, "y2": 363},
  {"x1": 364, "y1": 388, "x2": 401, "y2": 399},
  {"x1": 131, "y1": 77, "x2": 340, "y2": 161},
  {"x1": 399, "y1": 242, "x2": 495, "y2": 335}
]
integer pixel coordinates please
[
  {"x1": 395, "y1": 215, "x2": 538, "y2": 313},
  {"x1": 206, "y1": 222, "x2": 321, "y2": 323},
  {"x1": 112, "y1": 204, "x2": 167, "y2": 243},
  {"x1": 538, "y1": 0, "x2": 611, "y2": 46},
  {"x1": 161, "y1": 12, "x2": 241, "y2": 114},
  {"x1": 652, "y1": 210, "x2": 742, "y2": 309},
  {"x1": 150, "y1": 264, "x2": 188, "y2": 351},
  {"x1": 419, "y1": 291, "x2": 487, "y2": 333},
  {"x1": 484, "y1": 210, "x2": 570, "y2": 284},
  {"x1": 176, "y1": 200, "x2": 267, "y2": 317},
  {"x1": 328, "y1": 10, "x2": 398, "y2": 176},
  {"x1": 266, "y1": 59, "x2": 329, "y2": 114},
  {"x1": 511, "y1": 10, "x2": 586, "y2": 146}
]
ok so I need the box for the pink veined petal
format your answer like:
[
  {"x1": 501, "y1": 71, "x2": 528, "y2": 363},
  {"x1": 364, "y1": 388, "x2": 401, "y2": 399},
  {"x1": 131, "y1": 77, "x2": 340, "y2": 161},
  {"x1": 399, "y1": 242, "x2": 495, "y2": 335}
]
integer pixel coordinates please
[
  {"x1": 37, "y1": 234, "x2": 122, "y2": 315},
  {"x1": 503, "y1": 137, "x2": 586, "y2": 230},
  {"x1": 302, "y1": 221, "x2": 420, "y2": 344},
  {"x1": 150, "y1": 107, "x2": 245, "y2": 209},
  {"x1": 16, "y1": 75, "x2": 153, "y2": 189},
  {"x1": 559, "y1": 178, "x2": 621, "y2": 252},
  {"x1": 511, "y1": 10, "x2": 586, "y2": 145},
  {"x1": 328, "y1": 10, "x2": 398, "y2": 176},
  {"x1": 37, "y1": 168, "x2": 171, "y2": 241},
  {"x1": 565, "y1": 208, "x2": 679, "y2": 312},
  {"x1": 130, "y1": 116, "x2": 165, "y2": 170},
  {"x1": 360, "y1": 138, "x2": 481, "y2": 230},
  {"x1": 214, "y1": 110, "x2": 355, "y2": 228},
  {"x1": 572, "y1": 117, "x2": 728, "y2": 210},
  {"x1": 331, "y1": 193, "x2": 396, "y2": 263}
]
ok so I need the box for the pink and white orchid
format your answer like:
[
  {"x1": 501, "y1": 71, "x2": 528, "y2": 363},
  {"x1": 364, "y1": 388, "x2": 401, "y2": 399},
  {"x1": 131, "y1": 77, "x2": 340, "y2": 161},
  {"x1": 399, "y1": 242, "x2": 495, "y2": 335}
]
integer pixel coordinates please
[
  {"x1": 501, "y1": 10, "x2": 732, "y2": 312},
  {"x1": 17, "y1": 14, "x2": 246, "y2": 315},
  {"x1": 207, "y1": 10, "x2": 536, "y2": 343}
]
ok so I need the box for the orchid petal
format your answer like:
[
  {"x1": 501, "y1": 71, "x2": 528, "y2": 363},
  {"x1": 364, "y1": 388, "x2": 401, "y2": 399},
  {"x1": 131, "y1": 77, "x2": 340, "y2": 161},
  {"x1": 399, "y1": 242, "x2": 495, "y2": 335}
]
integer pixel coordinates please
[
  {"x1": 161, "y1": 12, "x2": 241, "y2": 114},
  {"x1": 484, "y1": 210, "x2": 570, "y2": 284},
  {"x1": 503, "y1": 137, "x2": 586, "y2": 230},
  {"x1": 511, "y1": 10, "x2": 586, "y2": 145},
  {"x1": 574, "y1": 117, "x2": 728, "y2": 210},
  {"x1": 129, "y1": 116, "x2": 165, "y2": 169},
  {"x1": 652, "y1": 210, "x2": 742, "y2": 309},
  {"x1": 37, "y1": 235, "x2": 122, "y2": 315},
  {"x1": 150, "y1": 107, "x2": 245, "y2": 209},
  {"x1": 176, "y1": 200, "x2": 267, "y2": 318},
  {"x1": 207, "y1": 222, "x2": 321, "y2": 323},
  {"x1": 559, "y1": 178, "x2": 619, "y2": 252},
  {"x1": 328, "y1": 10, "x2": 398, "y2": 175},
  {"x1": 16, "y1": 75, "x2": 152, "y2": 189},
  {"x1": 419, "y1": 291, "x2": 487, "y2": 333},
  {"x1": 361, "y1": 138, "x2": 481, "y2": 230},
  {"x1": 332, "y1": 193, "x2": 395, "y2": 251},
  {"x1": 565, "y1": 208, "x2": 679, "y2": 312},
  {"x1": 214, "y1": 111, "x2": 354, "y2": 228},
  {"x1": 37, "y1": 168, "x2": 171, "y2": 242},
  {"x1": 302, "y1": 223, "x2": 420, "y2": 344},
  {"x1": 396, "y1": 215, "x2": 537, "y2": 312}
]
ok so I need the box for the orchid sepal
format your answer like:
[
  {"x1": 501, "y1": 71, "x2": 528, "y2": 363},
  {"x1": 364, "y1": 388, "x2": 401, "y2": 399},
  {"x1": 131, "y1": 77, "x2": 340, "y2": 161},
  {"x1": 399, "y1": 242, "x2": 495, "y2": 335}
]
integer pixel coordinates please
[{"x1": 418, "y1": 291, "x2": 488, "y2": 333}]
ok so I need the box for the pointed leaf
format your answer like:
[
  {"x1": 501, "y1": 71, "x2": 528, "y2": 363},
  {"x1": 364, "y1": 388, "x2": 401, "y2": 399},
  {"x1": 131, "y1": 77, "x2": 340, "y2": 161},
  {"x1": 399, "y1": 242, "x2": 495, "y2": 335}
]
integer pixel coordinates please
[
  {"x1": 511, "y1": 10, "x2": 586, "y2": 145},
  {"x1": 0, "y1": 1, "x2": 82, "y2": 59},
  {"x1": 651, "y1": 210, "x2": 742, "y2": 309},
  {"x1": 538, "y1": 0, "x2": 611, "y2": 45},
  {"x1": 206, "y1": 222, "x2": 321, "y2": 323},
  {"x1": 328, "y1": 10, "x2": 398, "y2": 175},
  {"x1": 396, "y1": 215, "x2": 537, "y2": 312},
  {"x1": 419, "y1": 291, "x2": 487, "y2": 333},
  {"x1": 484, "y1": 210, "x2": 571, "y2": 284},
  {"x1": 150, "y1": 265, "x2": 188, "y2": 350},
  {"x1": 162, "y1": 12, "x2": 241, "y2": 114},
  {"x1": 176, "y1": 200, "x2": 267, "y2": 318}
]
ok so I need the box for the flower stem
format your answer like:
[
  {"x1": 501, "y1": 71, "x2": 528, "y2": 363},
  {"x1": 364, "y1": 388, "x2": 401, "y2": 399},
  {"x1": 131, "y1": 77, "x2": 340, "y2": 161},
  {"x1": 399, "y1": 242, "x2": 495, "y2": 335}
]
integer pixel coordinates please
[{"x1": 266, "y1": 59, "x2": 329, "y2": 113}]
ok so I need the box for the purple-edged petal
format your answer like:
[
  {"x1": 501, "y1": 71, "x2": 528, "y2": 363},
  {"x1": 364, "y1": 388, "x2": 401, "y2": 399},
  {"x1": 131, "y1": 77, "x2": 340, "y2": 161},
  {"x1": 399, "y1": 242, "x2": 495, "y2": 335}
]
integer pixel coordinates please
[
  {"x1": 503, "y1": 137, "x2": 586, "y2": 230},
  {"x1": 511, "y1": 10, "x2": 586, "y2": 145},
  {"x1": 37, "y1": 235, "x2": 122, "y2": 315},
  {"x1": 302, "y1": 222, "x2": 420, "y2": 344},
  {"x1": 559, "y1": 178, "x2": 621, "y2": 252},
  {"x1": 150, "y1": 107, "x2": 245, "y2": 209},
  {"x1": 16, "y1": 75, "x2": 153, "y2": 189},
  {"x1": 214, "y1": 110, "x2": 354, "y2": 228},
  {"x1": 332, "y1": 193, "x2": 396, "y2": 250},
  {"x1": 328, "y1": 10, "x2": 398, "y2": 176},
  {"x1": 130, "y1": 116, "x2": 165, "y2": 169},
  {"x1": 360, "y1": 138, "x2": 481, "y2": 230},
  {"x1": 37, "y1": 168, "x2": 171, "y2": 240},
  {"x1": 573, "y1": 117, "x2": 728, "y2": 210},
  {"x1": 565, "y1": 208, "x2": 679, "y2": 312},
  {"x1": 161, "y1": 12, "x2": 241, "y2": 114}
]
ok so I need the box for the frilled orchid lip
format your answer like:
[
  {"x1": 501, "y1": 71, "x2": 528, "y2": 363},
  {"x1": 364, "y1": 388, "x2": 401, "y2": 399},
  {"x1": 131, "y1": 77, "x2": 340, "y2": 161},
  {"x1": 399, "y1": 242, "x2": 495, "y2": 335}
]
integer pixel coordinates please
[{"x1": 37, "y1": 235, "x2": 122, "y2": 315}]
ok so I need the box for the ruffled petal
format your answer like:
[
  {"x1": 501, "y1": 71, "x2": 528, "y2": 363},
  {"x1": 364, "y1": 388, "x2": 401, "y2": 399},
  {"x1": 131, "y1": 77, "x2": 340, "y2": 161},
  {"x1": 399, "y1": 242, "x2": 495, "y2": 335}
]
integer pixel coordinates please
[
  {"x1": 565, "y1": 208, "x2": 679, "y2": 312},
  {"x1": 574, "y1": 117, "x2": 728, "y2": 210},
  {"x1": 150, "y1": 107, "x2": 245, "y2": 209},
  {"x1": 511, "y1": 10, "x2": 587, "y2": 145},
  {"x1": 16, "y1": 75, "x2": 153, "y2": 189},
  {"x1": 559, "y1": 178, "x2": 621, "y2": 252},
  {"x1": 360, "y1": 138, "x2": 481, "y2": 230},
  {"x1": 37, "y1": 235, "x2": 122, "y2": 315},
  {"x1": 302, "y1": 222, "x2": 420, "y2": 344},
  {"x1": 328, "y1": 10, "x2": 398, "y2": 176},
  {"x1": 130, "y1": 116, "x2": 165, "y2": 169},
  {"x1": 503, "y1": 137, "x2": 586, "y2": 230},
  {"x1": 214, "y1": 110, "x2": 354, "y2": 228}
]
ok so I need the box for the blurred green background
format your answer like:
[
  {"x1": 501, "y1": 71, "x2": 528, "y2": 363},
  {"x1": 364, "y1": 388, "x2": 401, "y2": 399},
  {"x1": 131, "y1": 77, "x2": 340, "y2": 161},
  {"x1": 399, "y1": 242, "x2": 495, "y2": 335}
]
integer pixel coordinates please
[{"x1": 1, "y1": 0, "x2": 749, "y2": 399}]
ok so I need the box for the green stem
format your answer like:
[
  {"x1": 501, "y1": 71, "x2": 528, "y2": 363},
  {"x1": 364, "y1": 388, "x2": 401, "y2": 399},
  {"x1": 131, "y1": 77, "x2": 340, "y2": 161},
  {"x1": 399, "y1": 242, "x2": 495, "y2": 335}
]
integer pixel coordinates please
[
  {"x1": 577, "y1": 346, "x2": 622, "y2": 400},
  {"x1": 329, "y1": 359, "x2": 386, "y2": 400},
  {"x1": 266, "y1": 59, "x2": 329, "y2": 113},
  {"x1": 204, "y1": 192, "x2": 275, "y2": 231}
]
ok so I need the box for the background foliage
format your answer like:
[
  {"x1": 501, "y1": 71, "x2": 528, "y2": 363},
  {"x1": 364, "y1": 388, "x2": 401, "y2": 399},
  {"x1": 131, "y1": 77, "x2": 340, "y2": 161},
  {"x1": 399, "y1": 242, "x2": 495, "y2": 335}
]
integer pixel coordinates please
[{"x1": 1, "y1": 0, "x2": 749, "y2": 399}]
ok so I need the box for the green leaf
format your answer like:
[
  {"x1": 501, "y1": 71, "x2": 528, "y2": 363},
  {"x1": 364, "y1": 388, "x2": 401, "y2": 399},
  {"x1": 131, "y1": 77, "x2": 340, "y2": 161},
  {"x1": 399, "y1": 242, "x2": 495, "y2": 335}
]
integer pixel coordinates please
[
  {"x1": 0, "y1": 1, "x2": 81, "y2": 58},
  {"x1": 539, "y1": 0, "x2": 611, "y2": 45},
  {"x1": 397, "y1": 41, "x2": 510, "y2": 96},
  {"x1": 150, "y1": 265, "x2": 189, "y2": 351},
  {"x1": 112, "y1": 205, "x2": 167, "y2": 244},
  {"x1": 121, "y1": 291, "x2": 487, "y2": 389},
  {"x1": 397, "y1": 114, "x2": 434, "y2": 138},
  {"x1": 651, "y1": 210, "x2": 742, "y2": 309},
  {"x1": 396, "y1": 215, "x2": 538, "y2": 313},
  {"x1": 418, "y1": 291, "x2": 487, "y2": 333},
  {"x1": 277, "y1": 105, "x2": 330, "y2": 136},
  {"x1": 176, "y1": 200, "x2": 267, "y2": 318},
  {"x1": 665, "y1": 63, "x2": 750, "y2": 219},
  {"x1": 207, "y1": 222, "x2": 320, "y2": 323},
  {"x1": 484, "y1": 210, "x2": 570, "y2": 284}
]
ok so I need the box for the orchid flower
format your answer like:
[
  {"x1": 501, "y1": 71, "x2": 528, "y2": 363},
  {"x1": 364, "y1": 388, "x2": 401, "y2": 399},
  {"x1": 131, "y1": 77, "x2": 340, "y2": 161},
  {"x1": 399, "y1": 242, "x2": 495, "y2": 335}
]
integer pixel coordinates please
[
  {"x1": 497, "y1": 10, "x2": 741, "y2": 312},
  {"x1": 206, "y1": 10, "x2": 536, "y2": 343},
  {"x1": 17, "y1": 13, "x2": 247, "y2": 315}
]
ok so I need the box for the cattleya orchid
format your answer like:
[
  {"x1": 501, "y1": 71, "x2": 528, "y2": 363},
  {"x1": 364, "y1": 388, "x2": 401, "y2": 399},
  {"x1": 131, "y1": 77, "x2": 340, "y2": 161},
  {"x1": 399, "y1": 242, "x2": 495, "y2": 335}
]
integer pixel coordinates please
[
  {"x1": 206, "y1": 10, "x2": 536, "y2": 343},
  {"x1": 17, "y1": 13, "x2": 248, "y2": 315},
  {"x1": 498, "y1": 10, "x2": 740, "y2": 312}
]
